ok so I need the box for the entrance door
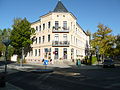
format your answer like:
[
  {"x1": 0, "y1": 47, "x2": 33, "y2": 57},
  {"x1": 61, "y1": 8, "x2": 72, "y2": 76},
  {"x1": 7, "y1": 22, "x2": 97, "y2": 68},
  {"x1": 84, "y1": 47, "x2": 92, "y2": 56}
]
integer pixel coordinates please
[
  {"x1": 63, "y1": 48, "x2": 67, "y2": 59},
  {"x1": 54, "y1": 48, "x2": 59, "y2": 59}
]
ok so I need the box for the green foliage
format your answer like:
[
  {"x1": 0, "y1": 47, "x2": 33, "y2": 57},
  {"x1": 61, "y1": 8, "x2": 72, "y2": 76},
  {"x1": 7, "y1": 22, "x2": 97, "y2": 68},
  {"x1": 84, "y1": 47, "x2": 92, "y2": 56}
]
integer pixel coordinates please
[
  {"x1": 111, "y1": 35, "x2": 120, "y2": 56},
  {"x1": 92, "y1": 56, "x2": 97, "y2": 64},
  {"x1": 91, "y1": 24, "x2": 115, "y2": 57},
  {"x1": 0, "y1": 28, "x2": 14, "y2": 60},
  {"x1": 7, "y1": 46, "x2": 14, "y2": 60},
  {"x1": 0, "y1": 28, "x2": 12, "y2": 53},
  {"x1": 10, "y1": 18, "x2": 35, "y2": 57}
]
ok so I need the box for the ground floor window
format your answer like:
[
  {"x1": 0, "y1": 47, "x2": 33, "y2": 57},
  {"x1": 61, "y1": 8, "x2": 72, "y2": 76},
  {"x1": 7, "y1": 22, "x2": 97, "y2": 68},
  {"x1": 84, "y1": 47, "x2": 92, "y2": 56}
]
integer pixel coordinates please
[
  {"x1": 63, "y1": 48, "x2": 67, "y2": 59},
  {"x1": 39, "y1": 49, "x2": 40, "y2": 56},
  {"x1": 44, "y1": 48, "x2": 48, "y2": 58},
  {"x1": 44, "y1": 48, "x2": 51, "y2": 59},
  {"x1": 35, "y1": 49, "x2": 37, "y2": 56},
  {"x1": 54, "y1": 48, "x2": 59, "y2": 59},
  {"x1": 71, "y1": 48, "x2": 74, "y2": 59},
  {"x1": 31, "y1": 49, "x2": 33, "y2": 56}
]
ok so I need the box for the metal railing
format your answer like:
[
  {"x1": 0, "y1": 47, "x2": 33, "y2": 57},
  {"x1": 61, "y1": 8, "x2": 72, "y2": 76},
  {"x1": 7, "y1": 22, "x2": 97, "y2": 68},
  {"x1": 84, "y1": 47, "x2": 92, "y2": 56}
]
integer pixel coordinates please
[
  {"x1": 52, "y1": 26, "x2": 69, "y2": 33},
  {"x1": 52, "y1": 41, "x2": 70, "y2": 46}
]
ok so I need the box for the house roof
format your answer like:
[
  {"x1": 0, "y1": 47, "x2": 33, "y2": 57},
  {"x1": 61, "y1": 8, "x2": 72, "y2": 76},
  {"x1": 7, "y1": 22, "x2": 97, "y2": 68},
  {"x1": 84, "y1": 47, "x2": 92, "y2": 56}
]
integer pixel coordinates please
[{"x1": 53, "y1": 1, "x2": 68, "y2": 12}]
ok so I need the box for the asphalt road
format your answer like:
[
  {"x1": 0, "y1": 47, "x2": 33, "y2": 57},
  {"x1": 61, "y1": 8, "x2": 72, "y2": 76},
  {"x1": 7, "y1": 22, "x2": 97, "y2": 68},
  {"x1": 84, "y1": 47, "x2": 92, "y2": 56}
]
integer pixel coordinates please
[{"x1": 5, "y1": 66, "x2": 120, "y2": 90}]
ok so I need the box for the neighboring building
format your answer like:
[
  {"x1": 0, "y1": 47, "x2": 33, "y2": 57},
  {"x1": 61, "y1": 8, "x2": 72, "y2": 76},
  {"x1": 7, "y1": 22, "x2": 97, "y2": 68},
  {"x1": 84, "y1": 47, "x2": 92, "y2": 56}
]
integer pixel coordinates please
[{"x1": 25, "y1": 1, "x2": 89, "y2": 63}]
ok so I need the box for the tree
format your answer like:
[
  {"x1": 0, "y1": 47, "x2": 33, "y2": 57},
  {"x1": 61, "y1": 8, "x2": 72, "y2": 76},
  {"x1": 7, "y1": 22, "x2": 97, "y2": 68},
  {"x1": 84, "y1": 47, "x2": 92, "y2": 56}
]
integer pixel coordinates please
[
  {"x1": 85, "y1": 30, "x2": 91, "y2": 64},
  {"x1": 91, "y1": 24, "x2": 115, "y2": 60},
  {"x1": 0, "y1": 28, "x2": 11, "y2": 52},
  {"x1": 0, "y1": 29, "x2": 4, "y2": 52},
  {"x1": 10, "y1": 18, "x2": 35, "y2": 58},
  {"x1": 114, "y1": 35, "x2": 120, "y2": 56},
  {"x1": 86, "y1": 30, "x2": 96, "y2": 65},
  {"x1": 0, "y1": 28, "x2": 13, "y2": 60}
]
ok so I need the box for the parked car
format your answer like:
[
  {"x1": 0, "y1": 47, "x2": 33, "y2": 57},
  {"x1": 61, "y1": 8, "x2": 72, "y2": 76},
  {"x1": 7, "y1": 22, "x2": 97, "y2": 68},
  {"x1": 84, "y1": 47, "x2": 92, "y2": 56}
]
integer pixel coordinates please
[{"x1": 103, "y1": 59, "x2": 115, "y2": 68}]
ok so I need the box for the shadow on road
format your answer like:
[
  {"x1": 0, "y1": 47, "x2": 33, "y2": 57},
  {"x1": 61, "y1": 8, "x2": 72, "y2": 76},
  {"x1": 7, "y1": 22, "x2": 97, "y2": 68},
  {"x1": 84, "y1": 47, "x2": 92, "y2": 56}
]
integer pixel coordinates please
[
  {"x1": 5, "y1": 64, "x2": 120, "y2": 90},
  {"x1": 0, "y1": 61, "x2": 15, "y2": 66}
]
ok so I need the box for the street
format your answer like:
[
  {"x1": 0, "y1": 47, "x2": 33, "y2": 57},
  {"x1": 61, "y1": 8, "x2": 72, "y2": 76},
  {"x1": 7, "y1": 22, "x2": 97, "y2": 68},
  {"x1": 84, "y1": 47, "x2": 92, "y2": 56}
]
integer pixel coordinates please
[{"x1": 3, "y1": 64, "x2": 120, "y2": 90}]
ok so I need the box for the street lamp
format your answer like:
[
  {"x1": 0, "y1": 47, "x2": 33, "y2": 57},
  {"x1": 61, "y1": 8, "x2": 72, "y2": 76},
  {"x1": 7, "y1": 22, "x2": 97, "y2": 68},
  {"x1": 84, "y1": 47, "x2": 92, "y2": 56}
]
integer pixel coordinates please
[{"x1": 2, "y1": 37, "x2": 11, "y2": 74}]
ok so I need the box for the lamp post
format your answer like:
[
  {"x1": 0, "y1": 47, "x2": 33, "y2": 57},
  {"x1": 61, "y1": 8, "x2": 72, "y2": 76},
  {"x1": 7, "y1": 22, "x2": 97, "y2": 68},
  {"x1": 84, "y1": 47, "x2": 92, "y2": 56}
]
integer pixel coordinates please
[{"x1": 2, "y1": 37, "x2": 11, "y2": 74}]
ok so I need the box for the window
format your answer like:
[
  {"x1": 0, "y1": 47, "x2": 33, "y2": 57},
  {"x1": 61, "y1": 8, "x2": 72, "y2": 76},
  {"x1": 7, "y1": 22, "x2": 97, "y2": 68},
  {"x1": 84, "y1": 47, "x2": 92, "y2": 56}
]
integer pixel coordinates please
[
  {"x1": 71, "y1": 48, "x2": 74, "y2": 59},
  {"x1": 74, "y1": 36, "x2": 75, "y2": 44},
  {"x1": 36, "y1": 26, "x2": 38, "y2": 31},
  {"x1": 63, "y1": 34, "x2": 67, "y2": 41},
  {"x1": 54, "y1": 48, "x2": 59, "y2": 59},
  {"x1": 76, "y1": 50, "x2": 77, "y2": 56},
  {"x1": 48, "y1": 35, "x2": 50, "y2": 42},
  {"x1": 74, "y1": 25, "x2": 75, "y2": 29},
  {"x1": 43, "y1": 24, "x2": 45, "y2": 30},
  {"x1": 35, "y1": 49, "x2": 37, "y2": 56},
  {"x1": 71, "y1": 35, "x2": 72, "y2": 42},
  {"x1": 63, "y1": 48, "x2": 67, "y2": 59},
  {"x1": 71, "y1": 22, "x2": 72, "y2": 29},
  {"x1": 31, "y1": 49, "x2": 33, "y2": 56},
  {"x1": 55, "y1": 21, "x2": 59, "y2": 28},
  {"x1": 39, "y1": 25, "x2": 41, "y2": 31},
  {"x1": 39, "y1": 37, "x2": 41, "y2": 43},
  {"x1": 76, "y1": 28, "x2": 77, "y2": 33},
  {"x1": 43, "y1": 36, "x2": 45, "y2": 43},
  {"x1": 35, "y1": 38, "x2": 37, "y2": 44},
  {"x1": 76, "y1": 38, "x2": 77, "y2": 45},
  {"x1": 39, "y1": 49, "x2": 40, "y2": 56},
  {"x1": 63, "y1": 21, "x2": 67, "y2": 30},
  {"x1": 48, "y1": 22, "x2": 51, "y2": 28},
  {"x1": 55, "y1": 34, "x2": 59, "y2": 41}
]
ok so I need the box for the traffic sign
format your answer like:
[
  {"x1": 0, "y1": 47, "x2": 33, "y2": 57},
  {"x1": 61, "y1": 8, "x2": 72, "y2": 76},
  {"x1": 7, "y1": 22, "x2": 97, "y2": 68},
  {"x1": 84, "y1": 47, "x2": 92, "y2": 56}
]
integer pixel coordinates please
[{"x1": 43, "y1": 60, "x2": 49, "y2": 65}]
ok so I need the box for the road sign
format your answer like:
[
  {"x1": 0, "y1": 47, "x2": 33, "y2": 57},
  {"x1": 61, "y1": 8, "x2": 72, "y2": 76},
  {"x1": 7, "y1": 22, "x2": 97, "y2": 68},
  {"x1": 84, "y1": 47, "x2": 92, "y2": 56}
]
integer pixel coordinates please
[{"x1": 43, "y1": 60, "x2": 49, "y2": 65}]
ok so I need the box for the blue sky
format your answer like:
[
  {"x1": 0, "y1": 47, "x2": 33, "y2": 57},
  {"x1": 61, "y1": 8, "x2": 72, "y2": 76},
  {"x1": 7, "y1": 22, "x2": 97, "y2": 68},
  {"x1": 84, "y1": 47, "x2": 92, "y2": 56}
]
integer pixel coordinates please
[{"x1": 0, "y1": 0, "x2": 120, "y2": 35}]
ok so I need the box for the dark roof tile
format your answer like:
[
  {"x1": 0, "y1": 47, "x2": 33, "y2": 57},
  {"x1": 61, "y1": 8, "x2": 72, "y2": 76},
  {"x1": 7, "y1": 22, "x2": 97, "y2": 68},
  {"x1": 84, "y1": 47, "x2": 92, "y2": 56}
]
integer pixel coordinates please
[{"x1": 53, "y1": 1, "x2": 68, "y2": 12}]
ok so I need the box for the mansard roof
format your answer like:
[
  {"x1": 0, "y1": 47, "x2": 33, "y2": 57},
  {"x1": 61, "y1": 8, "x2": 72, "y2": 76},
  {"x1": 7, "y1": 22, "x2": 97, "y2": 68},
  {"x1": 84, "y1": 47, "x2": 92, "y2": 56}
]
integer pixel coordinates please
[{"x1": 53, "y1": 1, "x2": 68, "y2": 12}]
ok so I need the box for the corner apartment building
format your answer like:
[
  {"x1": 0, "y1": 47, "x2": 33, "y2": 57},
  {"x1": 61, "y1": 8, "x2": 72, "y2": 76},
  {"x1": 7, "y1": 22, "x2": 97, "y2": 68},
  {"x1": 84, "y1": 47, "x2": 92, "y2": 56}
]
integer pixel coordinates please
[{"x1": 25, "y1": 1, "x2": 89, "y2": 63}]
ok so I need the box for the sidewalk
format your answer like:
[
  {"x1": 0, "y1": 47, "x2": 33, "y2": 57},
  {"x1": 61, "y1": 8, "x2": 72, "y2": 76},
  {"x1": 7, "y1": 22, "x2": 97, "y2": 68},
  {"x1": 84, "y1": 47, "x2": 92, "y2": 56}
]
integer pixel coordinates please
[
  {"x1": 7, "y1": 63, "x2": 102, "y2": 71},
  {"x1": 0, "y1": 83, "x2": 23, "y2": 90}
]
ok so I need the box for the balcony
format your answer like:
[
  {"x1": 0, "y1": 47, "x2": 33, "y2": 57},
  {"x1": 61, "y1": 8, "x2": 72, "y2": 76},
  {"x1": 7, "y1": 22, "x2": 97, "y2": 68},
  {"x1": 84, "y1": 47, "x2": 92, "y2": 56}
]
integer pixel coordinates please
[
  {"x1": 52, "y1": 41, "x2": 70, "y2": 47},
  {"x1": 52, "y1": 26, "x2": 69, "y2": 33}
]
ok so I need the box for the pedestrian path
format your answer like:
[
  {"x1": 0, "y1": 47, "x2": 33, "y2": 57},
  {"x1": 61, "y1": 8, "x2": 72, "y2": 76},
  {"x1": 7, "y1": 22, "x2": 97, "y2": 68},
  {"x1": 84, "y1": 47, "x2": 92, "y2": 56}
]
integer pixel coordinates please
[{"x1": 7, "y1": 63, "x2": 102, "y2": 70}]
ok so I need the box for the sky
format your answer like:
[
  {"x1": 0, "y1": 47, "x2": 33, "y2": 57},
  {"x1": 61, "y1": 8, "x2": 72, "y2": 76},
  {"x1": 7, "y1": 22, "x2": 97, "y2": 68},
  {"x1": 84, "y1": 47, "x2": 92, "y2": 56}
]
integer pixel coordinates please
[{"x1": 0, "y1": 0, "x2": 120, "y2": 35}]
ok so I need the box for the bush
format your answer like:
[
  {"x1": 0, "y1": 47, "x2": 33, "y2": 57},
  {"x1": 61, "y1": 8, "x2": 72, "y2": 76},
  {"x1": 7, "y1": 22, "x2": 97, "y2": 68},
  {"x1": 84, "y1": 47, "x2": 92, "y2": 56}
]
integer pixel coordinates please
[{"x1": 17, "y1": 58, "x2": 26, "y2": 64}]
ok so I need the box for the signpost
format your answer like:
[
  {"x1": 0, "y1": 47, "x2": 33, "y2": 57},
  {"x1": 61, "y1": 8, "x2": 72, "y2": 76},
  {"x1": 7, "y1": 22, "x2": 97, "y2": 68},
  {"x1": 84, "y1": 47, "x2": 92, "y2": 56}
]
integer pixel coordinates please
[
  {"x1": 2, "y1": 38, "x2": 11, "y2": 74},
  {"x1": 1, "y1": 37, "x2": 11, "y2": 87}
]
